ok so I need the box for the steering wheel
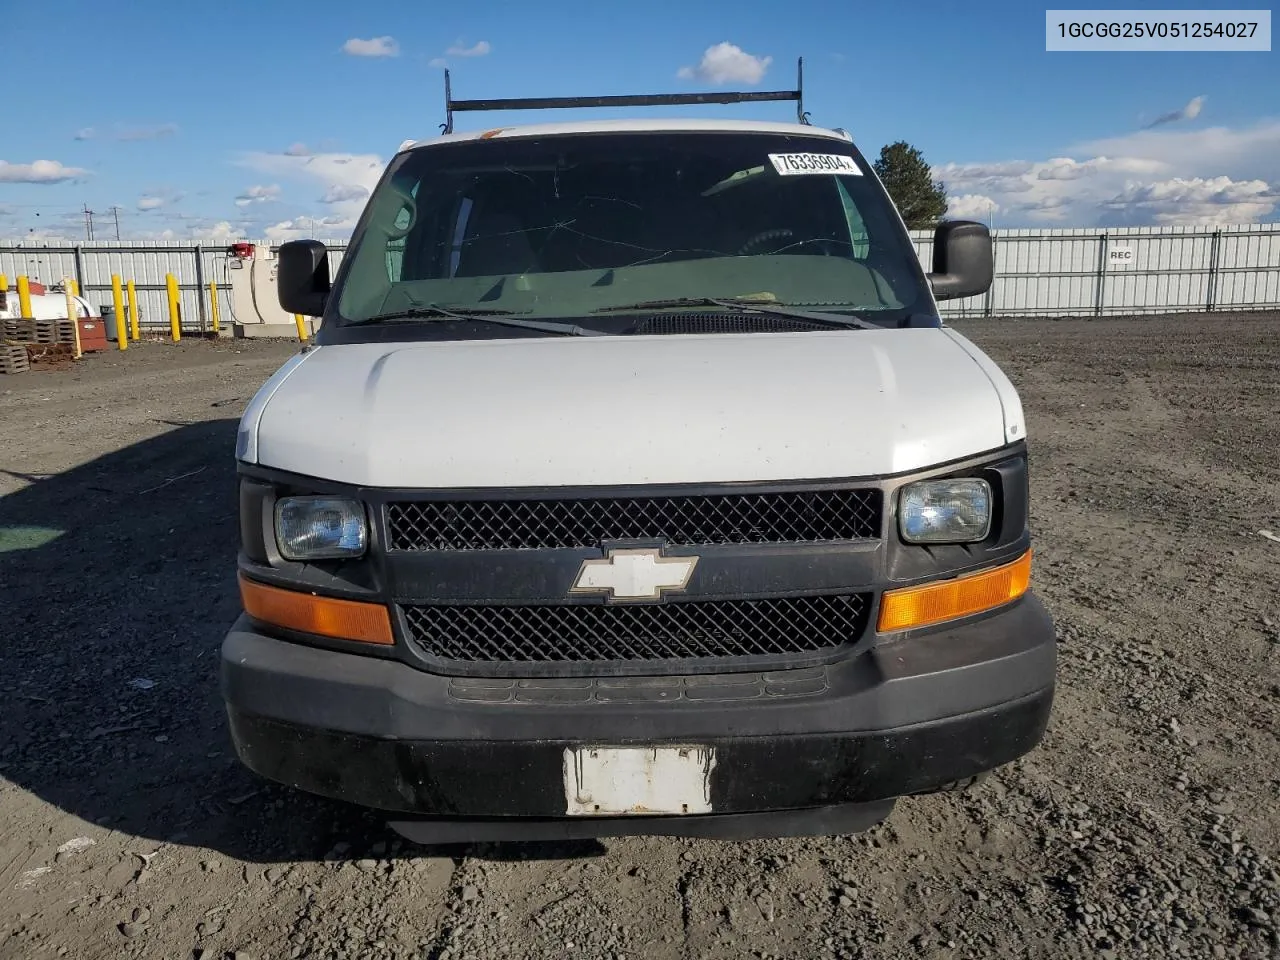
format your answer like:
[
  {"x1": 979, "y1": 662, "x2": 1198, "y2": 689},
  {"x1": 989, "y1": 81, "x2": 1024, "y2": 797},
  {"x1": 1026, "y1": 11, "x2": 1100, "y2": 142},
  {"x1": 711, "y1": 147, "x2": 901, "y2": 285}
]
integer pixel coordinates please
[{"x1": 737, "y1": 228, "x2": 795, "y2": 256}]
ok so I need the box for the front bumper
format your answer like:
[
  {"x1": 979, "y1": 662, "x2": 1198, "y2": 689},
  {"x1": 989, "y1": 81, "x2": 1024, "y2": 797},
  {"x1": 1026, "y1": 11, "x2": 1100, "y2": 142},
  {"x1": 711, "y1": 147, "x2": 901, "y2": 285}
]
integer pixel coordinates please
[{"x1": 221, "y1": 593, "x2": 1055, "y2": 838}]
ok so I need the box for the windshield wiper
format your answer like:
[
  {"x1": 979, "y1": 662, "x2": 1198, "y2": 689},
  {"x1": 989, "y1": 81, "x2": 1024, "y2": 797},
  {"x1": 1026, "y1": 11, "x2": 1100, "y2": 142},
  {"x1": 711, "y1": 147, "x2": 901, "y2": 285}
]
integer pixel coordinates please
[
  {"x1": 352, "y1": 304, "x2": 604, "y2": 337},
  {"x1": 592, "y1": 296, "x2": 880, "y2": 331}
]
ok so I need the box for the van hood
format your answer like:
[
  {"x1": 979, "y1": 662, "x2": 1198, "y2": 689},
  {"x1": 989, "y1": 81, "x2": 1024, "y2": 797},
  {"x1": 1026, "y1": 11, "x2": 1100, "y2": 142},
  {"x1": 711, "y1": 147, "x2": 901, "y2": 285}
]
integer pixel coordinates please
[{"x1": 239, "y1": 328, "x2": 1024, "y2": 488}]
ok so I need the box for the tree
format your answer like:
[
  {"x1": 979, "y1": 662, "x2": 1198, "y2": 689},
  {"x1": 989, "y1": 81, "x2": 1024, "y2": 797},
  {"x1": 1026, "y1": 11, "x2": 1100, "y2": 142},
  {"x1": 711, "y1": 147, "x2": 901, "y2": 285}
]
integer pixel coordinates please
[{"x1": 873, "y1": 141, "x2": 949, "y2": 229}]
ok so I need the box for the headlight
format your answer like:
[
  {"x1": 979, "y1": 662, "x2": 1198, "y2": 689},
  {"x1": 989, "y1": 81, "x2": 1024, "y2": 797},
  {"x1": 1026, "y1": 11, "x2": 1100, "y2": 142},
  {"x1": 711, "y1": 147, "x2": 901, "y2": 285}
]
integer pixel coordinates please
[
  {"x1": 898, "y1": 478, "x2": 992, "y2": 544},
  {"x1": 274, "y1": 496, "x2": 368, "y2": 560}
]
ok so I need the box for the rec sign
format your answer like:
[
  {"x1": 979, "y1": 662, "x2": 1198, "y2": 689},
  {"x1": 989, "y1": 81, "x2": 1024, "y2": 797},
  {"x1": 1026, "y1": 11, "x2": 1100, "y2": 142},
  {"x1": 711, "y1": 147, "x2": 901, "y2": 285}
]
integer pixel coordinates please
[{"x1": 1108, "y1": 246, "x2": 1135, "y2": 267}]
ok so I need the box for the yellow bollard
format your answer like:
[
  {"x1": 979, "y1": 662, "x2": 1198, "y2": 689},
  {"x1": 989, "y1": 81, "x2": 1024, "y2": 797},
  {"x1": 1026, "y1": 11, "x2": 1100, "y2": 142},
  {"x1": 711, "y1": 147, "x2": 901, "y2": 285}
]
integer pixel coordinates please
[
  {"x1": 17, "y1": 276, "x2": 33, "y2": 319},
  {"x1": 111, "y1": 275, "x2": 127, "y2": 351},
  {"x1": 294, "y1": 313, "x2": 309, "y2": 342},
  {"x1": 165, "y1": 273, "x2": 181, "y2": 342},
  {"x1": 64, "y1": 279, "x2": 83, "y2": 360},
  {"x1": 126, "y1": 281, "x2": 139, "y2": 340},
  {"x1": 209, "y1": 282, "x2": 221, "y2": 335},
  {"x1": 0, "y1": 274, "x2": 8, "y2": 293},
  {"x1": 68, "y1": 278, "x2": 79, "y2": 297}
]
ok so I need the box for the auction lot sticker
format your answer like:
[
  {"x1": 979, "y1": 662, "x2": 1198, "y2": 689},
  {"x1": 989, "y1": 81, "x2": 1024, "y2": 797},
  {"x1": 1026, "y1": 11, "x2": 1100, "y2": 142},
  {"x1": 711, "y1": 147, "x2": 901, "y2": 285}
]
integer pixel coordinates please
[{"x1": 768, "y1": 153, "x2": 862, "y2": 176}]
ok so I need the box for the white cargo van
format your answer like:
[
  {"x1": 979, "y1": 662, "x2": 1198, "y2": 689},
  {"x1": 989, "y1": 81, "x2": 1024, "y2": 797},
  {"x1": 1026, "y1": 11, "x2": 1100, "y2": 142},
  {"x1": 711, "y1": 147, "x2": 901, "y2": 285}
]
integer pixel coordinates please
[{"x1": 221, "y1": 68, "x2": 1055, "y2": 842}]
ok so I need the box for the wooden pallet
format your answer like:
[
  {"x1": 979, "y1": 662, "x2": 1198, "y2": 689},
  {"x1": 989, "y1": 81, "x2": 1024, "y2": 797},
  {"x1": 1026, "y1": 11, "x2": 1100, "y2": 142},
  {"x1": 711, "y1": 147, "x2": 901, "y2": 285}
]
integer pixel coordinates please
[
  {"x1": 0, "y1": 344, "x2": 30, "y2": 374},
  {"x1": 6, "y1": 318, "x2": 36, "y2": 341},
  {"x1": 33, "y1": 319, "x2": 75, "y2": 344},
  {"x1": 3, "y1": 319, "x2": 80, "y2": 342}
]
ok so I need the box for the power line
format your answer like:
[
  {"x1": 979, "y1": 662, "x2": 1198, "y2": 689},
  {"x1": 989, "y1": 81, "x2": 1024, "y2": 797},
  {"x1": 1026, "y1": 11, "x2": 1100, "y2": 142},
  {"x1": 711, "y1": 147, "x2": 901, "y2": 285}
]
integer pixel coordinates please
[{"x1": 2, "y1": 203, "x2": 262, "y2": 225}]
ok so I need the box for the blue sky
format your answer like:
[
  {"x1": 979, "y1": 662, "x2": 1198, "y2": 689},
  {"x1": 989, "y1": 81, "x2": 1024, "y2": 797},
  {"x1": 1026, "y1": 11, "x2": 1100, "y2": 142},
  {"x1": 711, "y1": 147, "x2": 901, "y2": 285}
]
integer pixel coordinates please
[{"x1": 2, "y1": 0, "x2": 1276, "y2": 239}]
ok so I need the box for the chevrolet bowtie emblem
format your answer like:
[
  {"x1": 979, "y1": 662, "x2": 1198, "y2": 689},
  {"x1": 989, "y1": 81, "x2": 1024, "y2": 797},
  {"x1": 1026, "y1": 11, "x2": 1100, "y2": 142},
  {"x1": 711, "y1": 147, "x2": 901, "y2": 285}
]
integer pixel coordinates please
[{"x1": 570, "y1": 548, "x2": 698, "y2": 601}]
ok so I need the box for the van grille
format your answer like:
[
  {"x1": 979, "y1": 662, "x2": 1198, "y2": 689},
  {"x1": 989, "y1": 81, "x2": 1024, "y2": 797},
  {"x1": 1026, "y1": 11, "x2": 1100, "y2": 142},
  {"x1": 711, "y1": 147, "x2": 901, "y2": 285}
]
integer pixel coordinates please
[
  {"x1": 386, "y1": 488, "x2": 881, "y2": 551},
  {"x1": 401, "y1": 592, "x2": 871, "y2": 667}
]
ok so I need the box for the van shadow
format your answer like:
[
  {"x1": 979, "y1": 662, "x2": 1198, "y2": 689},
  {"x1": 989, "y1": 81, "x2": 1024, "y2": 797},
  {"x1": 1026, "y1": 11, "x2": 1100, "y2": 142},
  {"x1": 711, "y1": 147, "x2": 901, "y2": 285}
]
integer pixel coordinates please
[{"x1": 0, "y1": 419, "x2": 604, "y2": 865}]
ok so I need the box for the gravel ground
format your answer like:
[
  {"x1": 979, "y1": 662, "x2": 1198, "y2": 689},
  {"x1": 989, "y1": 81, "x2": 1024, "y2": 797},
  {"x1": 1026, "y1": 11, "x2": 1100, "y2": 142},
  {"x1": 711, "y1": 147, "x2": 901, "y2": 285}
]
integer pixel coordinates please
[{"x1": 1, "y1": 313, "x2": 1279, "y2": 960}]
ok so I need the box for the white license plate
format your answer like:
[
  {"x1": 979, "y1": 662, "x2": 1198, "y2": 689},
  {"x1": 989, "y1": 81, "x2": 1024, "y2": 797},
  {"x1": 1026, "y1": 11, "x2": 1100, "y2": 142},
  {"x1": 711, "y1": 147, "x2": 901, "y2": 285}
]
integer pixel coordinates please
[{"x1": 563, "y1": 745, "x2": 716, "y2": 816}]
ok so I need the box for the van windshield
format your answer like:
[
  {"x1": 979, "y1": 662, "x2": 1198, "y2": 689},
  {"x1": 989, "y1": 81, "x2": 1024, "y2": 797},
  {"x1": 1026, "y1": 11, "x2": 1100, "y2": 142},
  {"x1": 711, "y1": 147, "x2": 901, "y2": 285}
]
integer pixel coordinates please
[{"x1": 334, "y1": 131, "x2": 931, "y2": 328}]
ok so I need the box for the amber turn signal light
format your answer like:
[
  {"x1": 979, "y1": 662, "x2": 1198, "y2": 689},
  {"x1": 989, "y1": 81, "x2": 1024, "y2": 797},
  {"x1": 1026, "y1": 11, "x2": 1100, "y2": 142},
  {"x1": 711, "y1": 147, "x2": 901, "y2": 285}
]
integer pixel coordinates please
[
  {"x1": 877, "y1": 550, "x2": 1032, "y2": 633},
  {"x1": 238, "y1": 574, "x2": 394, "y2": 646}
]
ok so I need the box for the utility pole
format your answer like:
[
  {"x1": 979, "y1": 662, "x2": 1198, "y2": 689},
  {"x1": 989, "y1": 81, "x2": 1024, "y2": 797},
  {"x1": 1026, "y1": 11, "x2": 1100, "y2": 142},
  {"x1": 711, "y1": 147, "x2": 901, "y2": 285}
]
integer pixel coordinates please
[
  {"x1": 83, "y1": 204, "x2": 95, "y2": 241},
  {"x1": 110, "y1": 206, "x2": 121, "y2": 241}
]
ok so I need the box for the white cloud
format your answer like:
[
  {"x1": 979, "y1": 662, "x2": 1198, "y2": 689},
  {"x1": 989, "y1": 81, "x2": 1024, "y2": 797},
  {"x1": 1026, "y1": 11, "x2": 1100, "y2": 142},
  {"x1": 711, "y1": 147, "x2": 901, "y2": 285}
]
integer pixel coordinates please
[
  {"x1": 943, "y1": 161, "x2": 1035, "y2": 181},
  {"x1": 120, "y1": 219, "x2": 250, "y2": 243},
  {"x1": 238, "y1": 150, "x2": 383, "y2": 240},
  {"x1": 240, "y1": 152, "x2": 383, "y2": 195},
  {"x1": 74, "y1": 127, "x2": 96, "y2": 141},
  {"x1": 0, "y1": 159, "x2": 88, "y2": 183},
  {"x1": 1014, "y1": 195, "x2": 1072, "y2": 221},
  {"x1": 677, "y1": 43, "x2": 772, "y2": 85},
  {"x1": 946, "y1": 194, "x2": 1001, "y2": 219},
  {"x1": 264, "y1": 215, "x2": 353, "y2": 243},
  {"x1": 193, "y1": 221, "x2": 244, "y2": 244},
  {"x1": 1031, "y1": 156, "x2": 1165, "y2": 181},
  {"x1": 134, "y1": 189, "x2": 183, "y2": 213},
  {"x1": 1070, "y1": 119, "x2": 1280, "y2": 184},
  {"x1": 934, "y1": 118, "x2": 1280, "y2": 226},
  {"x1": 430, "y1": 39, "x2": 491, "y2": 68},
  {"x1": 235, "y1": 184, "x2": 282, "y2": 207},
  {"x1": 939, "y1": 156, "x2": 1167, "y2": 191},
  {"x1": 10, "y1": 225, "x2": 76, "y2": 242},
  {"x1": 1102, "y1": 176, "x2": 1276, "y2": 224},
  {"x1": 445, "y1": 40, "x2": 490, "y2": 57},
  {"x1": 322, "y1": 183, "x2": 369, "y2": 204},
  {"x1": 285, "y1": 143, "x2": 311, "y2": 157},
  {"x1": 1035, "y1": 158, "x2": 1093, "y2": 181},
  {"x1": 1147, "y1": 95, "x2": 1206, "y2": 128},
  {"x1": 342, "y1": 36, "x2": 399, "y2": 57}
]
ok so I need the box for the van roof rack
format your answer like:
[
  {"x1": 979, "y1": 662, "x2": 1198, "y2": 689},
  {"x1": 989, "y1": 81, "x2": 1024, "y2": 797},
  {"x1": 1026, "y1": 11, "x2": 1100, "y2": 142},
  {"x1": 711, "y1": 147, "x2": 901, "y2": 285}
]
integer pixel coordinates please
[{"x1": 441, "y1": 57, "x2": 808, "y2": 134}]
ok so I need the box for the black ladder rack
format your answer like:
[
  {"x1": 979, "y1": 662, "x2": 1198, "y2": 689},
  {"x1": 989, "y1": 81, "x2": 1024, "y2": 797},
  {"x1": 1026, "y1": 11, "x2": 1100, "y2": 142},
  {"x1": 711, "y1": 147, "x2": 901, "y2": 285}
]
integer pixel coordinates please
[{"x1": 441, "y1": 57, "x2": 808, "y2": 134}]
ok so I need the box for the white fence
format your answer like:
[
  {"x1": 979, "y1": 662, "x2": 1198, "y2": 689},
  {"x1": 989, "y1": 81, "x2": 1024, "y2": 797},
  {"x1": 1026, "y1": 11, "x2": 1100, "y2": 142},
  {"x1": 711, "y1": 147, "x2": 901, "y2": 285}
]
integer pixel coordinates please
[
  {"x1": 916, "y1": 223, "x2": 1280, "y2": 317},
  {"x1": 3, "y1": 222, "x2": 1278, "y2": 331},
  {"x1": 0, "y1": 241, "x2": 234, "y2": 334}
]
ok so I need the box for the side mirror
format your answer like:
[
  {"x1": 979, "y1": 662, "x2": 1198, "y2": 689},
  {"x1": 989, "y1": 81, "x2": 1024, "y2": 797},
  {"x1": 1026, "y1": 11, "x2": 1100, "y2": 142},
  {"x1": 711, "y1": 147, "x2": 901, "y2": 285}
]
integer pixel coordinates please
[
  {"x1": 277, "y1": 240, "x2": 331, "y2": 316},
  {"x1": 927, "y1": 221, "x2": 993, "y2": 301}
]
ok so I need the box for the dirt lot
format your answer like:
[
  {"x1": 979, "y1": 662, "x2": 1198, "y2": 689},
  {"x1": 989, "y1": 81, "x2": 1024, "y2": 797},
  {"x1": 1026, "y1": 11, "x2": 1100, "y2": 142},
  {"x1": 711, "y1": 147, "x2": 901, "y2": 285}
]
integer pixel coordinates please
[{"x1": 2, "y1": 314, "x2": 1279, "y2": 960}]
